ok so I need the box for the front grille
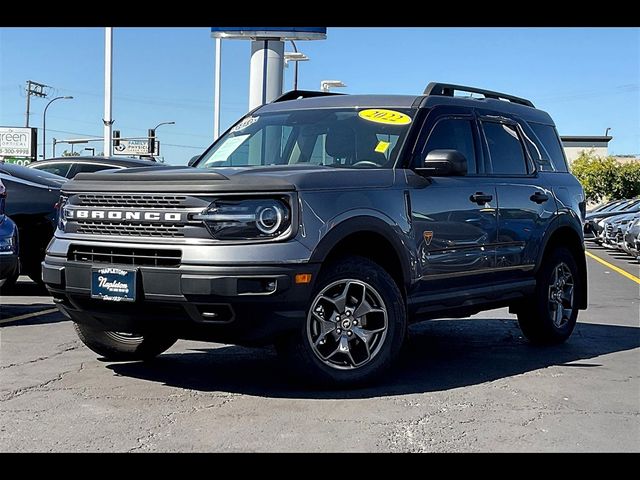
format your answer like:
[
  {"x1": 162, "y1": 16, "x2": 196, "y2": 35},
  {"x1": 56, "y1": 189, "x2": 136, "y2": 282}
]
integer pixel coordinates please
[
  {"x1": 68, "y1": 245, "x2": 181, "y2": 267},
  {"x1": 76, "y1": 221, "x2": 184, "y2": 238},
  {"x1": 76, "y1": 193, "x2": 188, "y2": 209}
]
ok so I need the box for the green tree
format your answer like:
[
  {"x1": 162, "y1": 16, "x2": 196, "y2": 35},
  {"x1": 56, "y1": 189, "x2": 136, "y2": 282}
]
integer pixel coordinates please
[
  {"x1": 61, "y1": 149, "x2": 80, "y2": 157},
  {"x1": 570, "y1": 150, "x2": 640, "y2": 202}
]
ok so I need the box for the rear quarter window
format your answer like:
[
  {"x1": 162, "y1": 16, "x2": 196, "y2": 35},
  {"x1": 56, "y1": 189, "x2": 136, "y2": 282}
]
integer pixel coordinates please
[{"x1": 529, "y1": 123, "x2": 568, "y2": 173}]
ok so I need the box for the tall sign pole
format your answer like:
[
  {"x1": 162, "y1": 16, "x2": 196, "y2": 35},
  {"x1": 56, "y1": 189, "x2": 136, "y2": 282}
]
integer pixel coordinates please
[
  {"x1": 249, "y1": 40, "x2": 284, "y2": 110},
  {"x1": 103, "y1": 27, "x2": 114, "y2": 157},
  {"x1": 213, "y1": 38, "x2": 222, "y2": 140},
  {"x1": 210, "y1": 28, "x2": 326, "y2": 119}
]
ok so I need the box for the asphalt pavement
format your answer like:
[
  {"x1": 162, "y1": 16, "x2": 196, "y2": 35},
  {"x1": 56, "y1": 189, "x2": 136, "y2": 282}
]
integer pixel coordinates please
[{"x1": 1, "y1": 246, "x2": 638, "y2": 452}]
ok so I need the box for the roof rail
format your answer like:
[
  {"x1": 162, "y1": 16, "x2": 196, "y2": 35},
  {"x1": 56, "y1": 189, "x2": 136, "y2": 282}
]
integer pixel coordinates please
[
  {"x1": 272, "y1": 90, "x2": 345, "y2": 103},
  {"x1": 424, "y1": 82, "x2": 535, "y2": 108}
]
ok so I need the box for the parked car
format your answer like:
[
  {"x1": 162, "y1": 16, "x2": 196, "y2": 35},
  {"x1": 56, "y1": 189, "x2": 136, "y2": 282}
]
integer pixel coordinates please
[
  {"x1": 29, "y1": 156, "x2": 161, "y2": 179},
  {"x1": 0, "y1": 180, "x2": 19, "y2": 289},
  {"x1": 0, "y1": 162, "x2": 65, "y2": 284},
  {"x1": 622, "y1": 216, "x2": 640, "y2": 261},
  {"x1": 44, "y1": 83, "x2": 588, "y2": 386},
  {"x1": 600, "y1": 212, "x2": 638, "y2": 249},
  {"x1": 584, "y1": 198, "x2": 640, "y2": 242}
]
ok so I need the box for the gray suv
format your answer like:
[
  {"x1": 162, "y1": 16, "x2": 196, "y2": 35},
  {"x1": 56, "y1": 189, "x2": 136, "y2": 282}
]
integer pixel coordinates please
[{"x1": 43, "y1": 83, "x2": 588, "y2": 386}]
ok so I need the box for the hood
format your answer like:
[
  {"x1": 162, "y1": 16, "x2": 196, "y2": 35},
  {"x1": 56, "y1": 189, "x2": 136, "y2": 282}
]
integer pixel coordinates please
[
  {"x1": 586, "y1": 206, "x2": 638, "y2": 221},
  {"x1": 63, "y1": 164, "x2": 397, "y2": 193}
]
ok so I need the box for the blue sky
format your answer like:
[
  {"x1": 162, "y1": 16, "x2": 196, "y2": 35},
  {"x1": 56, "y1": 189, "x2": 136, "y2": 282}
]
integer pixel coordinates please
[{"x1": 1, "y1": 27, "x2": 638, "y2": 164}]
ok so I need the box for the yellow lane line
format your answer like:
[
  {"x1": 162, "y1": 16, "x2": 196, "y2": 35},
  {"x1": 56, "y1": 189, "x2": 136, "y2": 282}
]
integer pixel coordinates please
[
  {"x1": 585, "y1": 251, "x2": 640, "y2": 285},
  {"x1": 0, "y1": 308, "x2": 59, "y2": 326}
]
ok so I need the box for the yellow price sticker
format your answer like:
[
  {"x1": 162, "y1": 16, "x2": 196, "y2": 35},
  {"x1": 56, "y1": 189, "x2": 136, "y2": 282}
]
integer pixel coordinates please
[
  {"x1": 358, "y1": 109, "x2": 411, "y2": 126},
  {"x1": 375, "y1": 140, "x2": 391, "y2": 153}
]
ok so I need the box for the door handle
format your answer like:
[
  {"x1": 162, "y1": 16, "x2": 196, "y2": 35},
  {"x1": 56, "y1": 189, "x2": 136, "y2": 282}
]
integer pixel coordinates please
[
  {"x1": 530, "y1": 191, "x2": 549, "y2": 204},
  {"x1": 470, "y1": 192, "x2": 493, "y2": 205}
]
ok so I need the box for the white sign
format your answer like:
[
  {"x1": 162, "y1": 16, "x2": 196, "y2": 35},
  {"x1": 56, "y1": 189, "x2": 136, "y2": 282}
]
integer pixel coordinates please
[
  {"x1": 0, "y1": 127, "x2": 34, "y2": 157},
  {"x1": 113, "y1": 139, "x2": 158, "y2": 156}
]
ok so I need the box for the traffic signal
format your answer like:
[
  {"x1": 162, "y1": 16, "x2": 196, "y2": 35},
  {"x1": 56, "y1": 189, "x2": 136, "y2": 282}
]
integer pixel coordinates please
[
  {"x1": 113, "y1": 130, "x2": 120, "y2": 147},
  {"x1": 148, "y1": 129, "x2": 156, "y2": 154}
]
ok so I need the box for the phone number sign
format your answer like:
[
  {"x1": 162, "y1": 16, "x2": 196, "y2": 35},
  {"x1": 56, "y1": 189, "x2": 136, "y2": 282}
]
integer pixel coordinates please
[{"x1": 0, "y1": 127, "x2": 37, "y2": 158}]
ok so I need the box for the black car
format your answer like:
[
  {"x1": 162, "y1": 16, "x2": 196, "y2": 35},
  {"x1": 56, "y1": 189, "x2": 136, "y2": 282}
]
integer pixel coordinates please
[
  {"x1": 0, "y1": 162, "x2": 65, "y2": 285},
  {"x1": 0, "y1": 180, "x2": 19, "y2": 289},
  {"x1": 29, "y1": 156, "x2": 161, "y2": 179},
  {"x1": 44, "y1": 83, "x2": 587, "y2": 386}
]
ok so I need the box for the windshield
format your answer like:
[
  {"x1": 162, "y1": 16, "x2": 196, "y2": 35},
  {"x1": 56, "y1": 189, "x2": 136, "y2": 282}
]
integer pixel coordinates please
[{"x1": 197, "y1": 108, "x2": 415, "y2": 170}]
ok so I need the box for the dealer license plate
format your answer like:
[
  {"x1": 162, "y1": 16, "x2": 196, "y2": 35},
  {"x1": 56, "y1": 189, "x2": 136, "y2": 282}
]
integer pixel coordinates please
[{"x1": 91, "y1": 267, "x2": 137, "y2": 302}]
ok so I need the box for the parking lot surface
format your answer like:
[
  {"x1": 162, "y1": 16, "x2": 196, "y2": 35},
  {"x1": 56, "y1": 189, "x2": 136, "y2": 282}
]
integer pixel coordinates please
[{"x1": 1, "y1": 247, "x2": 638, "y2": 452}]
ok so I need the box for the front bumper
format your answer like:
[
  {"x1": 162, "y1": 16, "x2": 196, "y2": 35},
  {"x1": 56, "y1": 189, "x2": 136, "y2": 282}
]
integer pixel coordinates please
[{"x1": 43, "y1": 256, "x2": 320, "y2": 345}]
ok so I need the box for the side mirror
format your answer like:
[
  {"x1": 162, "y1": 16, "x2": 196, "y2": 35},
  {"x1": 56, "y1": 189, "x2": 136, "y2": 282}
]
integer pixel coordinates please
[
  {"x1": 188, "y1": 155, "x2": 200, "y2": 167},
  {"x1": 416, "y1": 149, "x2": 467, "y2": 176}
]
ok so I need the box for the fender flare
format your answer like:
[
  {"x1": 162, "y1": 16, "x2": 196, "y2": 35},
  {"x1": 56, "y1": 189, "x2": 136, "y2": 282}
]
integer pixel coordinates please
[
  {"x1": 534, "y1": 213, "x2": 588, "y2": 309},
  {"x1": 308, "y1": 215, "x2": 413, "y2": 288}
]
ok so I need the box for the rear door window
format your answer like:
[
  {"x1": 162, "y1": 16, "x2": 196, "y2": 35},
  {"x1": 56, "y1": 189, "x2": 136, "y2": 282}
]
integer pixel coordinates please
[{"x1": 482, "y1": 121, "x2": 528, "y2": 175}]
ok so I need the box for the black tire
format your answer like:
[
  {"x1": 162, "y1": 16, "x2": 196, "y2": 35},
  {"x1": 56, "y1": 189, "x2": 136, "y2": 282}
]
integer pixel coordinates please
[
  {"x1": 277, "y1": 256, "x2": 406, "y2": 388},
  {"x1": 0, "y1": 271, "x2": 19, "y2": 293},
  {"x1": 73, "y1": 323, "x2": 177, "y2": 361},
  {"x1": 517, "y1": 247, "x2": 580, "y2": 345}
]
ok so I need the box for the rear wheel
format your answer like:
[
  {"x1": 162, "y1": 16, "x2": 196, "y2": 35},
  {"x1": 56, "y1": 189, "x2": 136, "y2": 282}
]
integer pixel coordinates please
[
  {"x1": 73, "y1": 323, "x2": 177, "y2": 361},
  {"x1": 277, "y1": 256, "x2": 406, "y2": 387},
  {"x1": 517, "y1": 247, "x2": 580, "y2": 344}
]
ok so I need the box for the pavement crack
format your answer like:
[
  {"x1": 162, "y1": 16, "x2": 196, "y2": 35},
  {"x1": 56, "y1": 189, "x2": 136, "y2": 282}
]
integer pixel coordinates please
[
  {"x1": 0, "y1": 343, "x2": 82, "y2": 370},
  {"x1": 0, "y1": 361, "x2": 85, "y2": 402}
]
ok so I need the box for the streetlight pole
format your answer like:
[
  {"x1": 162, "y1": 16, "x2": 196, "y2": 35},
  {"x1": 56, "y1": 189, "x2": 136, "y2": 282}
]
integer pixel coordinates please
[
  {"x1": 284, "y1": 49, "x2": 309, "y2": 91},
  {"x1": 103, "y1": 27, "x2": 114, "y2": 157},
  {"x1": 290, "y1": 41, "x2": 299, "y2": 90},
  {"x1": 42, "y1": 95, "x2": 73, "y2": 160}
]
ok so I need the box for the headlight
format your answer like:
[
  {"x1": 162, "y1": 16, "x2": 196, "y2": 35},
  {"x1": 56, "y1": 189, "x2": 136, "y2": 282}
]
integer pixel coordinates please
[
  {"x1": 0, "y1": 235, "x2": 16, "y2": 255},
  {"x1": 56, "y1": 195, "x2": 68, "y2": 231},
  {"x1": 192, "y1": 197, "x2": 292, "y2": 240}
]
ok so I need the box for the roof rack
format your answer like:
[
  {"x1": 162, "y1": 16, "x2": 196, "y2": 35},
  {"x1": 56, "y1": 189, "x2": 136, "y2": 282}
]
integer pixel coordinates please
[
  {"x1": 424, "y1": 82, "x2": 534, "y2": 108},
  {"x1": 272, "y1": 90, "x2": 345, "y2": 103}
]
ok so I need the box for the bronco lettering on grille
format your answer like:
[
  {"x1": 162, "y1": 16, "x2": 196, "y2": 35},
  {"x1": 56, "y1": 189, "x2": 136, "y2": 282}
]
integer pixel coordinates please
[{"x1": 65, "y1": 208, "x2": 184, "y2": 222}]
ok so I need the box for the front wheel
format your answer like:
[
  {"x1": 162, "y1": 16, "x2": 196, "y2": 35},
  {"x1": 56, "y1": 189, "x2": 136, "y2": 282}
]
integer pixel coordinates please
[
  {"x1": 73, "y1": 323, "x2": 177, "y2": 361},
  {"x1": 517, "y1": 247, "x2": 580, "y2": 344},
  {"x1": 277, "y1": 256, "x2": 406, "y2": 387}
]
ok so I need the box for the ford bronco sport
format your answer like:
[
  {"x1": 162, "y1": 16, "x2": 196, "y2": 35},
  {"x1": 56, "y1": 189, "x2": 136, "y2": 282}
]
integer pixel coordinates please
[{"x1": 43, "y1": 83, "x2": 588, "y2": 386}]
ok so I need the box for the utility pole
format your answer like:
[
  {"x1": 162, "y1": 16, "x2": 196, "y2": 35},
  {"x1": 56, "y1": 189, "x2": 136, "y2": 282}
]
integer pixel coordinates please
[{"x1": 24, "y1": 80, "x2": 49, "y2": 127}]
